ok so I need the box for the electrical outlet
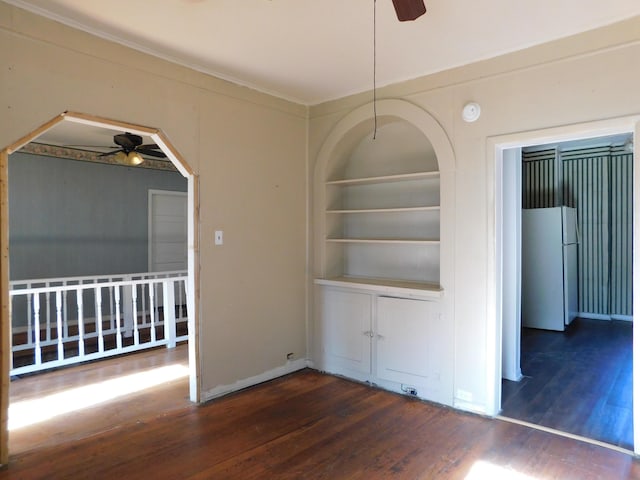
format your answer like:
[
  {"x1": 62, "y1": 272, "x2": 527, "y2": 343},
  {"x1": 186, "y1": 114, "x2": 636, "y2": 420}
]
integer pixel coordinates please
[{"x1": 401, "y1": 384, "x2": 418, "y2": 396}]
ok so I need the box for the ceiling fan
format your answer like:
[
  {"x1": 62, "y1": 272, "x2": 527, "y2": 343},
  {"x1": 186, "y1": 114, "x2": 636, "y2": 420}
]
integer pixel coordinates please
[
  {"x1": 99, "y1": 133, "x2": 167, "y2": 166},
  {"x1": 391, "y1": 0, "x2": 426, "y2": 21}
]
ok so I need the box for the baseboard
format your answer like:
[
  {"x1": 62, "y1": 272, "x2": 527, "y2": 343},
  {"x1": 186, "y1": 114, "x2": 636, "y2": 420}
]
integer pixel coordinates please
[
  {"x1": 578, "y1": 313, "x2": 611, "y2": 321},
  {"x1": 502, "y1": 370, "x2": 523, "y2": 382},
  {"x1": 202, "y1": 358, "x2": 308, "y2": 402},
  {"x1": 578, "y1": 313, "x2": 633, "y2": 322},
  {"x1": 453, "y1": 398, "x2": 487, "y2": 415}
]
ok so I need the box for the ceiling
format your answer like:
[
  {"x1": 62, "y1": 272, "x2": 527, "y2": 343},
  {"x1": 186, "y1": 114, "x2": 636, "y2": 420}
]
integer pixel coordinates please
[{"x1": 6, "y1": 0, "x2": 640, "y2": 105}]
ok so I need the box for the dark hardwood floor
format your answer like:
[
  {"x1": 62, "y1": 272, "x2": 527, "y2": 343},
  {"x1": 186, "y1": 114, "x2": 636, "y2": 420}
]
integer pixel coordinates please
[
  {"x1": 2, "y1": 368, "x2": 640, "y2": 479},
  {"x1": 9, "y1": 344, "x2": 190, "y2": 455},
  {"x1": 502, "y1": 318, "x2": 633, "y2": 450}
]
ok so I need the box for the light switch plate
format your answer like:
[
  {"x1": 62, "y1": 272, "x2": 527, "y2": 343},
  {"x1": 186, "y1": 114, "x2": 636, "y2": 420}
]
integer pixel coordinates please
[{"x1": 214, "y1": 230, "x2": 223, "y2": 245}]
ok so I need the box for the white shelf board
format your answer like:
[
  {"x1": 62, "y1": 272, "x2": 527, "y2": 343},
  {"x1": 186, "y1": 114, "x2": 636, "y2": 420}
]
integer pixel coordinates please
[
  {"x1": 326, "y1": 171, "x2": 439, "y2": 186},
  {"x1": 326, "y1": 205, "x2": 440, "y2": 214},
  {"x1": 326, "y1": 238, "x2": 440, "y2": 245},
  {"x1": 315, "y1": 276, "x2": 443, "y2": 299}
]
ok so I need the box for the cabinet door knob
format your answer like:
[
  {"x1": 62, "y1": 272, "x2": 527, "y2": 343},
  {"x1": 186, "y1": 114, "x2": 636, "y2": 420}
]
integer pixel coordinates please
[{"x1": 363, "y1": 330, "x2": 374, "y2": 337}]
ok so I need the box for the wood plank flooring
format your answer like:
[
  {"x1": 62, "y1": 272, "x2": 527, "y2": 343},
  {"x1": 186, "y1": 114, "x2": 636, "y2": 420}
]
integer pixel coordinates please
[
  {"x1": 9, "y1": 344, "x2": 190, "y2": 455},
  {"x1": 2, "y1": 366, "x2": 640, "y2": 479},
  {"x1": 501, "y1": 318, "x2": 633, "y2": 450}
]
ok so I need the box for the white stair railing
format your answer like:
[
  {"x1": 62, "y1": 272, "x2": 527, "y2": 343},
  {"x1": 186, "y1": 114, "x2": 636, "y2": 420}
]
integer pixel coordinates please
[{"x1": 9, "y1": 271, "x2": 188, "y2": 376}]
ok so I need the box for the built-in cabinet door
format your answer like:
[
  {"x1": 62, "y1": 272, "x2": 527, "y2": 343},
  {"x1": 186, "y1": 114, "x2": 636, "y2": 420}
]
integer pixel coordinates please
[
  {"x1": 376, "y1": 296, "x2": 435, "y2": 392},
  {"x1": 320, "y1": 289, "x2": 372, "y2": 381}
]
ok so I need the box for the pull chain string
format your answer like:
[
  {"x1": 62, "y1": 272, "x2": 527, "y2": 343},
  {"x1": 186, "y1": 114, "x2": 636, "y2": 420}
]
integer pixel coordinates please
[{"x1": 373, "y1": 0, "x2": 377, "y2": 140}]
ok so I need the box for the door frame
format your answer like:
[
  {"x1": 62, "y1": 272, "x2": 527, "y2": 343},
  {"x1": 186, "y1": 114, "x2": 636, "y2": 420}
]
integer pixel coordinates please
[
  {"x1": 0, "y1": 111, "x2": 201, "y2": 465},
  {"x1": 487, "y1": 115, "x2": 640, "y2": 453}
]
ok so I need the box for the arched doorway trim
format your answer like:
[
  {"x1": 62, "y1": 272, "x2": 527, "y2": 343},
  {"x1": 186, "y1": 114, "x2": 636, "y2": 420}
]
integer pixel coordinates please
[{"x1": 0, "y1": 111, "x2": 200, "y2": 465}]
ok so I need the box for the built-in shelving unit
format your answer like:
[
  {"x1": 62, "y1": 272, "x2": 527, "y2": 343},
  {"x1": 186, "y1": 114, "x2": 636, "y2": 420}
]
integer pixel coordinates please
[
  {"x1": 312, "y1": 102, "x2": 454, "y2": 407},
  {"x1": 321, "y1": 121, "x2": 441, "y2": 289}
]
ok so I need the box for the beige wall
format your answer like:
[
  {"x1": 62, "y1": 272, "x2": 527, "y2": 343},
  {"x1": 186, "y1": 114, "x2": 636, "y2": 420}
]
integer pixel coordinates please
[
  {"x1": 2, "y1": 0, "x2": 639, "y2": 416},
  {"x1": 308, "y1": 16, "x2": 640, "y2": 412},
  {"x1": 0, "y1": 4, "x2": 308, "y2": 396}
]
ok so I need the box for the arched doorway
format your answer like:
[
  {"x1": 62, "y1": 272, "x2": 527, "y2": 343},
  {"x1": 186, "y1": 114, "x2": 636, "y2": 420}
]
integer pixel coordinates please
[{"x1": 0, "y1": 111, "x2": 200, "y2": 464}]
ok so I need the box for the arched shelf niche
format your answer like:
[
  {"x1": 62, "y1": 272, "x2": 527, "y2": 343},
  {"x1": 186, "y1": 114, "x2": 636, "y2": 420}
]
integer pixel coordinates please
[{"x1": 313, "y1": 99, "x2": 455, "y2": 294}]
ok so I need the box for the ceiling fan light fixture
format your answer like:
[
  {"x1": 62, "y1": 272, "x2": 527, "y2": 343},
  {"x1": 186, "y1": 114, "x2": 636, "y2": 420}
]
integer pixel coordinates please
[
  {"x1": 114, "y1": 151, "x2": 128, "y2": 164},
  {"x1": 127, "y1": 151, "x2": 145, "y2": 166}
]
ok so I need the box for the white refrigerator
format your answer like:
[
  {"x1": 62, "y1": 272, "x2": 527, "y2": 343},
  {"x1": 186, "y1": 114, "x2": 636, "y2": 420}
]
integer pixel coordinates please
[{"x1": 522, "y1": 206, "x2": 579, "y2": 331}]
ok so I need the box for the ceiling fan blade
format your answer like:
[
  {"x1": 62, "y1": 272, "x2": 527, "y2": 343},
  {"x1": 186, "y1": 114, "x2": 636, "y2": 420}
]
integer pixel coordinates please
[
  {"x1": 140, "y1": 143, "x2": 161, "y2": 150},
  {"x1": 136, "y1": 147, "x2": 167, "y2": 158},
  {"x1": 392, "y1": 0, "x2": 426, "y2": 21}
]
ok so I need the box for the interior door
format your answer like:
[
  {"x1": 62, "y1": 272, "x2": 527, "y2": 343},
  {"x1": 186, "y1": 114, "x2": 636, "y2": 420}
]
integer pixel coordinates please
[{"x1": 148, "y1": 190, "x2": 187, "y2": 273}]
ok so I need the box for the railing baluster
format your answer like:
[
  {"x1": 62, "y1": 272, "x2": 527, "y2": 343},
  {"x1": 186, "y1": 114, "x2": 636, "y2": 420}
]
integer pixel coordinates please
[
  {"x1": 163, "y1": 280, "x2": 176, "y2": 349},
  {"x1": 95, "y1": 286, "x2": 104, "y2": 353},
  {"x1": 76, "y1": 288, "x2": 85, "y2": 357},
  {"x1": 33, "y1": 293, "x2": 42, "y2": 366},
  {"x1": 56, "y1": 290, "x2": 64, "y2": 361},
  {"x1": 45, "y1": 288, "x2": 51, "y2": 342},
  {"x1": 132, "y1": 283, "x2": 139, "y2": 345},
  {"x1": 27, "y1": 286, "x2": 33, "y2": 346},
  {"x1": 63, "y1": 284, "x2": 69, "y2": 339},
  {"x1": 149, "y1": 282, "x2": 156, "y2": 343},
  {"x1": 115, "y1": 286, "x2": 123, "y2": 350}
]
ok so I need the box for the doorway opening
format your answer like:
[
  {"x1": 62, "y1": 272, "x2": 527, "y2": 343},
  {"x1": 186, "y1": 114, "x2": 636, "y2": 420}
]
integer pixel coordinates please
[
  {"x1": 501, "y1": 134, "x2": 633, "y2": 450},
  {"x1": 0, "y1": 112, "x2": 200, "y2": 463},
  {"x1": 490, "y1": 116, "x2": 639, "y2": 455}
]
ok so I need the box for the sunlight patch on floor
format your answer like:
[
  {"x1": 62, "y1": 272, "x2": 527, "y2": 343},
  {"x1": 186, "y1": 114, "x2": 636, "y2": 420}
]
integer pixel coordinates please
[
  {"x1": 465, "y1": 460, "x2": 539, "y2": 480},
  {"x1": 9, "y1": 364, "x2": 190, "y2": 430}
]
